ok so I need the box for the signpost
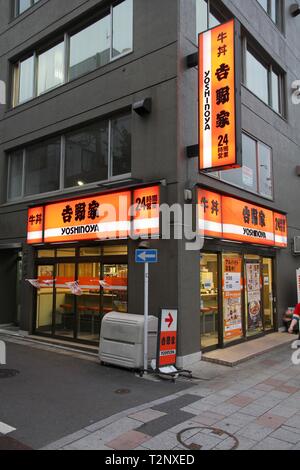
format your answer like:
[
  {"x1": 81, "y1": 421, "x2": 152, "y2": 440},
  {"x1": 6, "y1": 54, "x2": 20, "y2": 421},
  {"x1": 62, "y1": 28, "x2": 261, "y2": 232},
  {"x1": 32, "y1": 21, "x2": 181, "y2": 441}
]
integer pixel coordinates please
[
  {"x1": 135, "y1": 249, "x2": 158, "y2": 372},
  {"x1": 157, "y1": 309, "x2": 178, "y2": 369}
]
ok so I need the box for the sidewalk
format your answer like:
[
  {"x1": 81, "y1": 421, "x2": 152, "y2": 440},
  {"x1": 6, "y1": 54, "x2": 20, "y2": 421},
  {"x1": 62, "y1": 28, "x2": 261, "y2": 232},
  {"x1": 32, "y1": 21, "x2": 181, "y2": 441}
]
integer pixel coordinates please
[{"x1": 42, "y1": 340, "x2": 300, "y2": 451}]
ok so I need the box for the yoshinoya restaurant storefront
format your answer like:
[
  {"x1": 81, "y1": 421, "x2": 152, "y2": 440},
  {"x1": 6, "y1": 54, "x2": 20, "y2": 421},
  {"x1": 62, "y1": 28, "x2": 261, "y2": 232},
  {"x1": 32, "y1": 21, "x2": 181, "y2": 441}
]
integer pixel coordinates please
[
  {"x1": 198, "y1": 187, "x2": 288, "y2": 352},
  {"x1": 26, "y1": 184, "x2": 160, "y2": 345}
]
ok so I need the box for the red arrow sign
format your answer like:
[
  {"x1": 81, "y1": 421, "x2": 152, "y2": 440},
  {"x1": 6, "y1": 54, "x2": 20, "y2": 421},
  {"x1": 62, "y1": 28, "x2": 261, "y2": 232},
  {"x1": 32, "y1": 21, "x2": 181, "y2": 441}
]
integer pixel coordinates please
[{"x1": 165, "y1": 313, "x2": 174, "y2": 329}]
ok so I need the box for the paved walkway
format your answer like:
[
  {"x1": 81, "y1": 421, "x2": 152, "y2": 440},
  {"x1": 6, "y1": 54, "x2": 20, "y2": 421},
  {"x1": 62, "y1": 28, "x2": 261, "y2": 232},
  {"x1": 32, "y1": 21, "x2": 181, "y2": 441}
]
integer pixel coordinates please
[{"x1": 43, "y1": 340, "x2": 300, "y2": 451}]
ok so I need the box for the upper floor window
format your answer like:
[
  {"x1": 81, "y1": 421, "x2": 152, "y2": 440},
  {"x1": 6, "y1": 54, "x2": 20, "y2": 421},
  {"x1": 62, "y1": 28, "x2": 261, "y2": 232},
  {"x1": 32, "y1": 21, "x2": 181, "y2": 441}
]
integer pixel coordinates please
[
  {"x1": 210, "y1": 133, "x2": 273, "y2": 199},
  {"x1": 243, "y1": 40, "x2": 285, "y2": 116},
  {"x1": 12, "y1": 0, "x2": 133, "y2": 107},
  {"x1": 256, "y1": 0, "x2": 283, "y2": 29},
  {"x1": 7, "y1": 112, "x2": 132, "y2": 201},
  {"x1": 14, "y1": 0, "x2": 40, "y2": 17},
  {"x1": 196, "y1": 0, "x2": 222, "y2": 39}
]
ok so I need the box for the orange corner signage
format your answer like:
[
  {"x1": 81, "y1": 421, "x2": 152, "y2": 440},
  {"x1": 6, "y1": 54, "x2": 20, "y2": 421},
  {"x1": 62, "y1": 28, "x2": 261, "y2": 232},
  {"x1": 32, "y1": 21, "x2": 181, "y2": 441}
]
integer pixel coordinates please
[
  {"x1": 198, "y1": 188, "x2": 288, "y2": 248},
  {"x1": 27, "y1": 186, "x2": 160, "y2": 245},
  {"x1": 199, "y1": 19, "x2": 241, "y2": 172},
  {"x1": 27, "y1": 207, "x2": 44, "y2": 244}
]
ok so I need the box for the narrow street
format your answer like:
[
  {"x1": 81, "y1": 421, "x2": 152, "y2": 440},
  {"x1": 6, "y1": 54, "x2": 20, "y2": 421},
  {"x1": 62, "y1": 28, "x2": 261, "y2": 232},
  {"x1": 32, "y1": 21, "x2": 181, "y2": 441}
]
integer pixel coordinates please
[{"x1": 1, "y1": 336, "x2": 300, "y2": 451}]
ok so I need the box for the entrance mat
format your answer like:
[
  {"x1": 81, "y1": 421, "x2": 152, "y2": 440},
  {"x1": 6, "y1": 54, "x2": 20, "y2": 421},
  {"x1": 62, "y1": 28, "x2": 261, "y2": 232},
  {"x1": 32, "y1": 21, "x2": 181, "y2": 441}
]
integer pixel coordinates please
[{"x1": 203, "y1": 333, "x2": 293, "y2": 367}]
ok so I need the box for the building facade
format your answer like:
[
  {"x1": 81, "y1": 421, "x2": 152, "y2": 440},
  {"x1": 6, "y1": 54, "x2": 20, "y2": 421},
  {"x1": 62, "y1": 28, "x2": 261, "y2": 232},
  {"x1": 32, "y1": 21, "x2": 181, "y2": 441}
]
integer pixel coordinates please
[{"x1": 0, "y1": 0, "x2": 299, "y2": 365}]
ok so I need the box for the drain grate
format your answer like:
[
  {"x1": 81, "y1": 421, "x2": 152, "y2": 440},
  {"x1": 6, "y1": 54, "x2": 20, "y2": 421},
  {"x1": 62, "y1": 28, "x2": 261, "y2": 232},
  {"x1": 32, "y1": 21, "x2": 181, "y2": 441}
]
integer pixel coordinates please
[
  {"x1": 177, "y1": 426, "x2": 239, "y2": 451},
  {"x1": 0, "y1": 369, "x2": 20, "y2": 379},
  {"x1": 114, "y1": 388, "x2": 131, "y2": 395}
]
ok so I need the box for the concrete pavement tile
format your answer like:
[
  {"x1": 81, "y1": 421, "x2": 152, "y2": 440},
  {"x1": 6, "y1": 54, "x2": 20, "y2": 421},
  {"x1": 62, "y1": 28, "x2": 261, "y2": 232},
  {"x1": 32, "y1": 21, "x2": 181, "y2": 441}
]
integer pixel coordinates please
[
  {"x1": 62, "y1": 434, "x2": 111, "y2": 450},
  {"x1": 269, "y1": 406, "x2": 298, "y2": 419},
  {"x1": 252, "y1": 437, "x2": 294, "y2": 451},
  {"x1": 141, "y1": 431, "x2": 181, "y2": 450},
  {"x1": 190, "y1": 412, "x2": 227, "y2": 426},
  {"x1": 106, "y1": 431, "x2": 151, "y2": 450},
  {"x1": 267, "y1": 390, "x2": 291, "y2": 400},
  {"x1": 185, "y1": 432, "x2": 223, "y2": 450},
  {"x1": 237, "y1": 423, "x2": 274, "y2": 441},
  {"x1": 92, "y1": 417, "x2": 141, "y2": 442},
  {"x1": 214, "y1": 420, "x2": 241, "y2": 435},
  {"x1": 276, "y1": 385, "x2": 300, "y2": 394},
  {"x1": 227, "y1": 395, "x2": 255, "y2": 407},
  {"x1": 238, "y1": 404, "x2": 272, "y2": 417},
  {"x1": 200, "y1": 394, "x2": 229, "y2": 406},
  {"x1": 284, "y1": 414, "x2": 300, "y2": 429},
  {"x1": 255, "y1": 414, "x2": 288, "y2": 430},
  {"x1": 235, "y1": 436, "x2": 257, "y2": 451},
  {"x1": 211, "y1": 404, "x2": 242, "y2": 416},
  {"x1": 129, "y1": 409, "x2": 167, "y2": 424},
  {"x1": 270, "y1": 426, "x2": 300, "y2": 444},
  {"x1": 41, "y1": 429, "x2": 91, "y2": 450},
  {"x1": 240, "y1": 388, "x2": 268, "y2": 400},
  {"x1": 255, "y1": 383, "x2": 275, "y2": 392},
  {"x1": 215, "y1": 412, "x2": 256, "y2": 428}
]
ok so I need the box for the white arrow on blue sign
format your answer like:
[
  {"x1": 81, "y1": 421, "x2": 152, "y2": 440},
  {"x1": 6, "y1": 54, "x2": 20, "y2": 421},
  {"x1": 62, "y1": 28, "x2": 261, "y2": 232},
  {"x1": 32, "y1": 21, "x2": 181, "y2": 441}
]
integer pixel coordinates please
[{"x1": 135, "y1": 249, "x2": 158, "y2": 264}]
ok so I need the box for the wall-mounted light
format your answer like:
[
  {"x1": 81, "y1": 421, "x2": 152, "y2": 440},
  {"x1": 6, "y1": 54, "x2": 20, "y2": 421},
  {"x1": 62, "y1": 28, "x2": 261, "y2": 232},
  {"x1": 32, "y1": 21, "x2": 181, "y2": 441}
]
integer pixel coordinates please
[
  {"x1": 290, "y1": 3, "x2": 300, "y2": 16},
  {"x1": 133, "y1": 98, "x2": 152, "y2": 116}
]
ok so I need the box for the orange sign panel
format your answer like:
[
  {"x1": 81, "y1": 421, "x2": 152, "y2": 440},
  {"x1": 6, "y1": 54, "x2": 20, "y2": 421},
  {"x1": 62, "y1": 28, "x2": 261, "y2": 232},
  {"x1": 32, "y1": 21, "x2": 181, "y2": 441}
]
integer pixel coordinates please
[
  {"x1": 274, "y1": 213, "x2": 288, "y2": 248},
  {"x1": 27, "y1": 207, "x2": 44, "y2": 244},
  {"x1": 44, "y1": 191, "x2": 131, "y2": 243},
  {"x1": 199, "y1": 20, "x2": 241, "y2": 172},
  {"x1": 198, "y1": 188, "x2": 288, "y2": 248},
  {"x1": 222, "y1": 196, "x2": 275, "y2": 246},
  {"x1": 198, "y1": 189, "x2": 222, "y2": 238},
  {"x1": 133, "y1": 186, "x2": 160, "y2": 237}
]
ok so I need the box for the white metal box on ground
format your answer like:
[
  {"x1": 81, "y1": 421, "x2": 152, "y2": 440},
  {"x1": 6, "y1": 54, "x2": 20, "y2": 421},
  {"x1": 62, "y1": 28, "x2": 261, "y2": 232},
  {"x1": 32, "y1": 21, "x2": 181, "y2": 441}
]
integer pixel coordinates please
[{"x1": 99, "y1": 312, "x2": 158, "y2": 370}]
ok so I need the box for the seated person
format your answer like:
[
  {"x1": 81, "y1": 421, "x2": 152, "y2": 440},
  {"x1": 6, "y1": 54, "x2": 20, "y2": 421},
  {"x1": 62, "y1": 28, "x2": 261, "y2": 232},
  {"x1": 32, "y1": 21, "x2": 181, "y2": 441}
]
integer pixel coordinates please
[{"x1": 288, "y1": 304, "x2": 300, "y2": 336}]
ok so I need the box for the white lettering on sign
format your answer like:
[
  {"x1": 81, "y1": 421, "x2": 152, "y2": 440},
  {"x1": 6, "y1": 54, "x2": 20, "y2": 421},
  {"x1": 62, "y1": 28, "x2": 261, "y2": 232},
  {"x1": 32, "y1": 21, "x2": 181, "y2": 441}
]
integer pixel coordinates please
[{"x1": 0, "y1": 340, "x2": 6, "y2": 365}]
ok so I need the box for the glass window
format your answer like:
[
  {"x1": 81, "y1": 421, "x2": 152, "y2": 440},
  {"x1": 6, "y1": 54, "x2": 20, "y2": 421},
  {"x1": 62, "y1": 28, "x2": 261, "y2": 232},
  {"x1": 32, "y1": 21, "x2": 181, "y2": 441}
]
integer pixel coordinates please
[
  {"x1": 246, "y1": 49, "x2": 269, "y2": 105},
  {"x1": 196, "y1": 0, "x2": 221, "y2": 38},
  {"x1": 80, "y1": 247, "x2": 102, "y2": 257},
  {"x1": 257, "y1": 0, "x2": 282, "y2": 28},
  {"x1": 112, "y1": 0, "x2": 133, "y2": 58},
  {"x1": 271, "y1": 70, "x2": 280, "y2": 114},
  {"x1": 8, "y1": 151, "x2": 23, "y2": 200},
  {"x1": 111, "y1": 114, "x2": 131, "y2": 177},
  {"x1": 258, "y1": 142, "x2": 273, "y2": 198},
  {"x1": 18, "y1": 56, "x2": 34, "y2": 104},
  {"x1": 24, "y1": 138, "x2": 61, "y2": 196},
  {"x1": 69, "y1": 14, "x2": 111, "y2": 81},
  {"x1": 56, "y1": 248, "x2": 76, "y2": 258},
  {"x1": 222, "y1": 254, "x2": 243, "y2": 344},
  {"x1": 64, "y1": 121, "x2": 109, "y2": 188},
  {"x1": 221, "y1": 134, "x2": 258, "y2": 193},
  {"x1": 16, "y1": 0, "x2": 39, "y2": 16},
  {"x1": 37, "y1": 42, "x2": 64, "y2": 95},
  {"x1": 103, "y1": 245, "x2": 128, "y2": 257},
  {"x1": 37, "y1": 250, "x2": 55, "y2": 258}
]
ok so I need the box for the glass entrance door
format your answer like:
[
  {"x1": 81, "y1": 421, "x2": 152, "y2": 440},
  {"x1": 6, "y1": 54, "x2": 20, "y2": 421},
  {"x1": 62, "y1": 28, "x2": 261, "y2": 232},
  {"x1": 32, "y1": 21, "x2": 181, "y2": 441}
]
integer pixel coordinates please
[
  {"x1": 262, "y1": 258, "x2": 274, "y2": 330},
  {"x1": 102, "y1": 264, "x2": 128, "y2": 314},
  {"x1": 200, "y1": 253, "x2": 219, "y2": 349},
  {"x1": 77, "y1": 262, "x2": 101, "y2": 342},
  {"x1": 36, "y1": 265, "x2": 54, "y2": 335},
  {"x1": 54, "y1": 263, "x2": 76, "y2": 339},
  {"x1": 245, "y1": 257, "x2": 264, "y2": 337}
]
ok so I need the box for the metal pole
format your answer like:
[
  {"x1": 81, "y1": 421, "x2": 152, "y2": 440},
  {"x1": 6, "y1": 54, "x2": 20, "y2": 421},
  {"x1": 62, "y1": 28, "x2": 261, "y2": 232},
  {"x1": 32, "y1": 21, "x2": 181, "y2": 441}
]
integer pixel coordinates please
[{"x1": 144, "y1": 262, "x2": 149, "y2": 372}]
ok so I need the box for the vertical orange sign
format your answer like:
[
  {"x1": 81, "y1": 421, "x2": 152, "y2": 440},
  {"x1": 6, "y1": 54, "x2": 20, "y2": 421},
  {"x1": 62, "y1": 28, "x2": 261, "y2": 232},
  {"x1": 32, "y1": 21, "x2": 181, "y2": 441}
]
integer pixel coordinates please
[
  {"x1": 199, "y1": 20, "x2": 241, "y2": 172},
  {"x1": 198, "y1": 189, "x2": 222, "y2": 238},
  {"x1": 274, "y1": 213, "x2": 288, "y2": 248},
  {"x1": 27, "y1": 207, "x2": 44, "y2": 244},
  {"x1": 133, "y1": 186, "x2": 160, "y2": 237}
]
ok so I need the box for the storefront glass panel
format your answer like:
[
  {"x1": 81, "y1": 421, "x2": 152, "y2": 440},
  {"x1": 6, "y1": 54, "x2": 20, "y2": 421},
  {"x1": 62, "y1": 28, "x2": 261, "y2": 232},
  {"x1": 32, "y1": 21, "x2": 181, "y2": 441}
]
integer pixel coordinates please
[
  {"x1": 263, "y1": 258, "x2": 274, "y2": 330},
  {"x1": 54, "y1": 263, "x2": 76, "y2": 339},
  {"x1": 222, "y1": 254, "x2": 244, "y2": 344},
  {"x1": 102, "y1": 264, "x2": 128, "y2": 314},
  {"x1": 77, "y1": 262, "x2": 101, "y2": 342},
  {"x1": 36, "y1": 265, "x2": 54, "y2": 334},
  {"x1": 244, "y1": 256, "x2": 264, "y2": 337},
  {"x1": 200, "y1": 254, "x2": 219, "y2": 349}
]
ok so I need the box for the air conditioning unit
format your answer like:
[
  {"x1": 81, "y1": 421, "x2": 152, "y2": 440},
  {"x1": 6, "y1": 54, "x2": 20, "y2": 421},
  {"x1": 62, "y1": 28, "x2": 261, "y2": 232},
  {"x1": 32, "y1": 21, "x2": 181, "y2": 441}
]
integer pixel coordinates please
[{"x1": 294, "y1": 237, "x2": 300, "y2": 254}]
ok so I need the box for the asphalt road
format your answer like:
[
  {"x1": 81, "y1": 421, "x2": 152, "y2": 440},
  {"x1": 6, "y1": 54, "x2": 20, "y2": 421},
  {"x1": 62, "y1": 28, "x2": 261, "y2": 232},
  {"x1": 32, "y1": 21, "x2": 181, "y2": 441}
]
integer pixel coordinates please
[{"x1": 0, "y1": 340, "x2": 189, "y2": 449}]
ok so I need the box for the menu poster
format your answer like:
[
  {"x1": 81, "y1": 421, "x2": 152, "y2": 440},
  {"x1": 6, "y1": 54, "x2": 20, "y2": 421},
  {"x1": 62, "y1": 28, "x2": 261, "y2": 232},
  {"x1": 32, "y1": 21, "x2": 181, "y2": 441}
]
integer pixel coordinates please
[
  {"x1": 246, "y1": 263, "x2": 263, "y2": 332},
  {"x1": 223, "y1": 258, "x2": 243, "y2": 341}
]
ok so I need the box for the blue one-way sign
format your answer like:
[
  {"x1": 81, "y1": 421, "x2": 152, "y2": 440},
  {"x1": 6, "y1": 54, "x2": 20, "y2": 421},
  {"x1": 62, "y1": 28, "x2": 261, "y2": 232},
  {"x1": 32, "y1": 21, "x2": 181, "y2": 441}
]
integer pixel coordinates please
[{"x1": 135, "y1": 249, "x2": 158, "y2": 264}]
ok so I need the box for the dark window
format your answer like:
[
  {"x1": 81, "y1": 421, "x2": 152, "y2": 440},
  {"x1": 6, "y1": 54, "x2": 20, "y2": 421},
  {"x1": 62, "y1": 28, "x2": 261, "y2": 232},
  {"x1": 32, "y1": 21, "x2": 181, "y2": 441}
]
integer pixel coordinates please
[
  {"x1": 111, "y1": 114, "x2": 132, "y2": 177},
  {"x1": 15, "y1": 0, "x2": 39, "y2": 17},
  {"x1": 64, "y1": 122, "x2": 109, "y2": 188},
  {"x1": 196, "y1": 0, "x2": 222, "y2": 38},
  {"x1": 24, "y1": 138, "x2": 61, "y2": 196},
  {"x1": 256, "y1": 0, "x2": 283, "y2": 29},
  {"x1": 8, "y1": 150, "x2": 23, "y2": 200}
]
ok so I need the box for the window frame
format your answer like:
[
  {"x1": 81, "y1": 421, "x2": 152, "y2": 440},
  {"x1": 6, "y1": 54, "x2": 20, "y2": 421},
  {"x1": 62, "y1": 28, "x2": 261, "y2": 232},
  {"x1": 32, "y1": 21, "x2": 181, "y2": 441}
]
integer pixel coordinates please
[
  {"x1": 208, "y1": 132, "x2": 274, "y2": 201},
  {"x1": 11, "y1": 0, "x2": 133, "y2": 107},
  {"x1": 242, "y1": 36, "x2": 286, "y2": 117},
  {"x1": 6, "y1": 112, "x2": 132, "y2": 203},
  {"x1": 14, "y1": 0, "x2": 40, "y2": 18},
  {"x1": 256, "y1": 0, "x2": 284, "y2": 31}
]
